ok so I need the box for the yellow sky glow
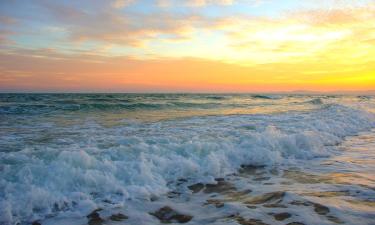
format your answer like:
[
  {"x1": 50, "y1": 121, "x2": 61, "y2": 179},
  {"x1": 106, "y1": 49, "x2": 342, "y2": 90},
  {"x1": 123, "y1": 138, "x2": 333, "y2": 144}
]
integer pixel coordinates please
[{"x1": 0, "y1": 1, "x2": 374, "y2": 92}]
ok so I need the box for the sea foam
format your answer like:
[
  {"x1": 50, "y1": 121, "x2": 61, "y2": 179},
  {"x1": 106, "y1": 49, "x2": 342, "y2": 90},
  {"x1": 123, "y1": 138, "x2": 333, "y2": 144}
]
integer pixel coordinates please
[{"x1": 0, "y1": 102, "x2": 374, "y2": 224}]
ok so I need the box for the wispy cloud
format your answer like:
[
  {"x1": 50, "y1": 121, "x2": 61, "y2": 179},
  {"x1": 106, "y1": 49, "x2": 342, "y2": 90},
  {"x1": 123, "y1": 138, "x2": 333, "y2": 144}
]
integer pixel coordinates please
[
  {"x1": 111, "y1": 0, "x2": 136, "y2": 9},
  {"x1": 0, "y1": 0, "x2": 374, "y2": 91},
  {"x1": 156, "y1": 0, "x2": 265, "y2": 7}
]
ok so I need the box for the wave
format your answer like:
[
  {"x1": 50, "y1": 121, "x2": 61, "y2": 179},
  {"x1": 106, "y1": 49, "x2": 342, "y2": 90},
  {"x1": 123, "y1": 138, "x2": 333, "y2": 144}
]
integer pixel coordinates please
[
  {"x1": 205, "y1": 96, "x2": 227, "y2": 100},
  {"x1": 306, "y1": 98, "x2": 323, "y2": 105},
  {"x1": 251, "y1": 94, "x2": 273, "y2": 99},
  {"x1": 0, "y1": 102, "x2": 224, "y2": 115},
  {"x1": 251, "y1": 94, "x2": 282, "y2": 100},
  {"x1": 0, "y1": 104, "x2": 374, "y2": 224}
]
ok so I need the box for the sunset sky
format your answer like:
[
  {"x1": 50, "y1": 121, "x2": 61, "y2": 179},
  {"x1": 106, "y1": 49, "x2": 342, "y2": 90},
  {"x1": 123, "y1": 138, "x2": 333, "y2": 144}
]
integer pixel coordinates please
[{"x1": 0, "y1": 0, "x2": 374, "y2": 92}]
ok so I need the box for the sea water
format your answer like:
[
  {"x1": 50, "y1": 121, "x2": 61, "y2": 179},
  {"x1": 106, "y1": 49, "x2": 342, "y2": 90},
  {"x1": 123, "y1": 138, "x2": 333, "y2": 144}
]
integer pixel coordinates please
[{"x1": 0, "y1": 94, "x2": 374, "y2": 225}]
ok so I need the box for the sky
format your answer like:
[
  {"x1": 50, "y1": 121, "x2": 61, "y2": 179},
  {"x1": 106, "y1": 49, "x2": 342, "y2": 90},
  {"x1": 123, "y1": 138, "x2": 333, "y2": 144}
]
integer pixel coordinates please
[{"x1": 0, "y1": 0, "x2": 374, "y2": 92}]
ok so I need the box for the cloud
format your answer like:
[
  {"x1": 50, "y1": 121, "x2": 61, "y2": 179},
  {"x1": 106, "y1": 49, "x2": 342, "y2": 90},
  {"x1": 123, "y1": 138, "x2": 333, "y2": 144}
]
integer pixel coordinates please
[
  {"x1": 0, "y1": 31, "x2": 14, "y2": 45},
  {"x1": 187, "y1": 0, "x2": 234, "y2": 7},
  {"x1": 37, "y1": 1, "x2": 211, "y2": 46},
  {"x1": 111, "y1": 0, "x2": 136, "y2": 9},
  {"x1": 156, "y1": 0, "x2": 172, "y2": 7},
  {"x1": 0, "y1": 16, "x2": 17, "y2": 25},
  {"x1": 156, "y1": 0, "x2": 264, "y2": 7},
  {"x1": 156, "y1": 0, "x2": 234, "y2": 7},
  {"x1": 0, "y1": 0, "x2": 367, "y2": 72},
  {"x1": 289, "y1": 4, "x2": 375, "y2": 26},
  {"x1": 0, "y1": 16, "x2": 18, "y2": 45}
]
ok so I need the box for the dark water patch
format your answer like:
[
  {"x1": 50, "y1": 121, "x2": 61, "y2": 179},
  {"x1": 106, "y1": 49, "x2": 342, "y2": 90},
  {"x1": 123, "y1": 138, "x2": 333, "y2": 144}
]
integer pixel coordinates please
[
  {"x1": 176, "y1": 178, "x2": 188, "y2": 185},
  {"x1": 252, "y1": 95, "x2": 274, "y2": 100},
  {"x1": 204, "y1": 199, "x2": 224, "y2": 208},
  {"x1": 238, "y1": 124, "x2": 257, "y2": 131},
  {"x1": 0, "y1": 93, "x2": 53, "y2": 103},
  {"x1": 253, "y1": 176, "x2": 271, "y2": 181},
  {"x1": 109, "y1": 213, "x2": 128, "y2": 221},
  {"x1": 188, "y1": 183, "x2": 204, "y2": 193},
  {"x1": 289, "y1": 200, "x2": 312, "y2": 207},
  {"x1": 226, "y1": 189, "x2": 252, "y2": 200},
  {"x1": 307, "y1": 98, "x2": 323, "y2": 105},
  {"x1": 289, "y1": 200, "x2": 330, "y2": 215},
  {"x1": 272, "y1": 212, "x2": 291, "y2": 221},
  {"x1": 203, "y1": 179, "x2": 236, "y2": 194},
  {"x1": 87, "y1": 209, "x2": 104, "y2": 225},
  {"x1": 327, "y1": 215, "x2": 344, "y2": 224},
  {"x1": 170, "y1": 101, "x2": 221, "y2": 108},
  {"x1": 167, "y1": 191, "x2": 181, "y2": 198},
  {"x1": 358, "y1": 96, "x2": 371, "y2": 100},
  {"x1": 263, "y1": 203, "x2": 287, "y2": 208},
  {"x1": 188, "y1": 179, "x2": 236, "y2": 194},
  {"x1": 289, "y1": 199, "x2": 340, "y2": 222},
  {"x1": 150, "y1": 206, "x2": 192, "y2": 223},
  {"x1": 234, "y1": 216, "x2": 270, "y2": 225},
  {"x1": 0, "y1": 99, "x2": 228, "y2": 115},
  {"x1": 239, "y1": 165, "x2": 266, "y2": 176},
  {"x1": 0, "y1": 102, "x2": 165, "y2": 114},
  {"x1": 245, "y1": 191, "x2": 285, "y2": 205},
  {"x1": 313, "y1": 203, "x2": 330, "y2": 215},
  {"x1": 205, "y1": 96, "x2": 227, "y2": 100}
]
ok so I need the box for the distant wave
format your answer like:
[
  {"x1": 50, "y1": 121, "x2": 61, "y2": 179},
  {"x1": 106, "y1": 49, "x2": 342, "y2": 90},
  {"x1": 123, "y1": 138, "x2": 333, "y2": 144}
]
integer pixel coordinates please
[
  {"x1": 358, "y1": 96, "x2": 371, "y2": 100},
  {"x1": 205, "y1": 96, "x2": 227, "y2": 100},
  {"x1": 0, "y1": 102, "x2": 228, "y2": 115},
  {"x1": 251, "y1": 94, "x2": 281, "y2": 100},
  {"x1": 0, "y1": 102, "x2": 162, "y2": 114},
  {"x1": 306, "y1": 98, "x2": 323, "y2": 105}
]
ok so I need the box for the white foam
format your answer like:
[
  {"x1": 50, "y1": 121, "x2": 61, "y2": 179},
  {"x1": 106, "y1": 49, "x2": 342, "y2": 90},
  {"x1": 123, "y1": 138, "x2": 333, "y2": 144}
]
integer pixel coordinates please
[{"x1": 0, "y1": 103, "x2": 374, "y2": 224}]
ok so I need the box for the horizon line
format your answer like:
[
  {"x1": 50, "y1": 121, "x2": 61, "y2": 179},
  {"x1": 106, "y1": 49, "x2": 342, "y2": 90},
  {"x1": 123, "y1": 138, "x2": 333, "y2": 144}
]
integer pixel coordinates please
[{"x1": 1, "y1": 90, "x2": 375, "y2": 95}]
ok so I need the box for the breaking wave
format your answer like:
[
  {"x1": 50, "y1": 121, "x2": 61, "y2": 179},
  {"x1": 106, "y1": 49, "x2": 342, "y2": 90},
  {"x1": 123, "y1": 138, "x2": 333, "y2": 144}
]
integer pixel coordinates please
[{"x1": 0, "y1": 100, "x2": 374, "y2": 224}]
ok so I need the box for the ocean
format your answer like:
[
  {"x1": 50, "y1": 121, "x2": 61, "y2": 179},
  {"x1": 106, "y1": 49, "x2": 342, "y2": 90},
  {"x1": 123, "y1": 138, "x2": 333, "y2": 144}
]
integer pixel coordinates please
[{"x1": 0, "y1": 94, "x2": 374, "y2": 225}]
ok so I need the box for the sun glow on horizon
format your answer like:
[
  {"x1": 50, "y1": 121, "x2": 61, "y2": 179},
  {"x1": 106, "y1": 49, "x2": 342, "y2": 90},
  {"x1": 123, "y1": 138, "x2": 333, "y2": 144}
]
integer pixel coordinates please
[{"x1": 0, "y1": 0, "x2": 374, "y2": 92}]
